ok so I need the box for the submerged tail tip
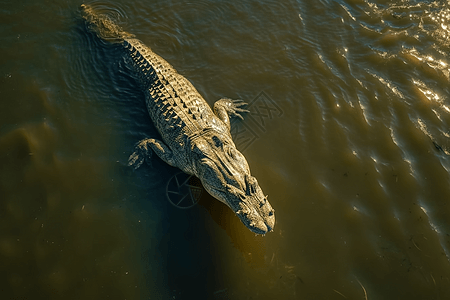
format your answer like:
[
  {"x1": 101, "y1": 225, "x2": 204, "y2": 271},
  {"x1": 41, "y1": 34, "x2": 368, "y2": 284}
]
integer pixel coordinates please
[
  {"x1": 81, "y1": 4, "x2": 134, "y2": 42},
  {"x1": 80, "y1": 4, "x2": 91, "y2": 14}
]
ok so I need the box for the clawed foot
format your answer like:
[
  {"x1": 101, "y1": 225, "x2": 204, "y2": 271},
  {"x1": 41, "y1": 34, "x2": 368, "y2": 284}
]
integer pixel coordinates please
[
  {"x1": 216, "y1": 98, "x2": 250, "y2": 120},
  {"x1": 214, "y1": 98, "x2": 251, "y2": 131},
  {"x1": 227, "y1": 99, "x2": 250, "y2": 120},
  {"x1": 128, "y1": 139, "x2": 153, "y2": 169}
]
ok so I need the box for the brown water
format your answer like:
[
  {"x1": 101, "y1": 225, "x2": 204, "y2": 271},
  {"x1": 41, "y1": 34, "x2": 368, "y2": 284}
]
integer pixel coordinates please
[{"x1": 2, "y1": 0, "x2": 450, "y2": 299}]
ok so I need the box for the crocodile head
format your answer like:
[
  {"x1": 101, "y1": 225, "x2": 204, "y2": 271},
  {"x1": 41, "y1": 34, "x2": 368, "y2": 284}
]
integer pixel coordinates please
[{"x1": 191, "y1": 134, "x2": 275, "y2": 234}]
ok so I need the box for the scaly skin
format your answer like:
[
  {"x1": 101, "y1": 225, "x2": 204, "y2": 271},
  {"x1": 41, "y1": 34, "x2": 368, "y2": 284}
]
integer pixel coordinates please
[{"x1": 81, "y1": 4, "x2": 275, "y2": 234}]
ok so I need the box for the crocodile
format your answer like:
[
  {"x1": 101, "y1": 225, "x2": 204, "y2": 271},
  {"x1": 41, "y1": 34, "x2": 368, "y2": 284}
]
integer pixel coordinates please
[{"x1": 81, "y1": 4, "x2": 275, "y2": 234}]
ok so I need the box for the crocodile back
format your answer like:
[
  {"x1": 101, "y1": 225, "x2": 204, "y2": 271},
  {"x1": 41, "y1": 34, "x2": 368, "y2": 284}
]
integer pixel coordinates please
[{"x1": 122, "y1": 38, "x2": 228, "y2": 152}]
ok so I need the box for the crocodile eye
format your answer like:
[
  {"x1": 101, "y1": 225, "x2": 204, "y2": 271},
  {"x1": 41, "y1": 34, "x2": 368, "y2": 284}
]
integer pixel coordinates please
[
  {"x1": 212, "y1": 136, "x2": 223, "y2": 148},
  {"x1": 227, "y1": 146, "x2": 238, "y2": 159}
]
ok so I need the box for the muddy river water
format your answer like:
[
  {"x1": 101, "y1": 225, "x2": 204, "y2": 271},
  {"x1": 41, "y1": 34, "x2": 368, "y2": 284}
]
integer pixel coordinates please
[{"x1": 1, "y1": 0, "x2": 450, "y2": 299}]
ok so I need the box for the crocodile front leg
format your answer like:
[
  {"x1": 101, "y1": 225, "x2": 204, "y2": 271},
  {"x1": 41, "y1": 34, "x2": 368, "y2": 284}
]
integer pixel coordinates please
[
  {"x1": 213, "y1": 98, "x2": 249, "y2": 131},
  {"x1": 128, "y1": 138, "x2": 178, "y2": 169}
]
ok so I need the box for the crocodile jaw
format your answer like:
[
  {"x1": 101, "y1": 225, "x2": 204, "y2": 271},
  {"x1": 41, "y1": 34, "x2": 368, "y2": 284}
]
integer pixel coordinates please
[
  {"x1": 231, "y1": 183, "x2": 275, "y2": 234},
  {"x1": 236, "y1": 196, "x2": 276, "y2": 234},
  {"x1": 204, "y1": 182, "x2": 275, "y2": 234},
  {"x1": 192, "y1": 136, "x2": 276, "y2": 234}
]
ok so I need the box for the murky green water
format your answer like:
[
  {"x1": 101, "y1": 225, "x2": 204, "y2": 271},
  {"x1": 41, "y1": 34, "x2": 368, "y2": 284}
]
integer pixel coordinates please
[{"x1": 2, "y1": 0, "x2": 450, "y2": 299}]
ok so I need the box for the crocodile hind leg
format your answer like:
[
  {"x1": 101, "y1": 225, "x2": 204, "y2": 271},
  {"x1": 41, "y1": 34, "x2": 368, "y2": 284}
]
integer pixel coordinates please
[
  {"x1": 213, "y1": 98, "x2": 250, "y2": 131},
  {"x1": 128, "y1": 138, "x2": 178, "y2": 169}
]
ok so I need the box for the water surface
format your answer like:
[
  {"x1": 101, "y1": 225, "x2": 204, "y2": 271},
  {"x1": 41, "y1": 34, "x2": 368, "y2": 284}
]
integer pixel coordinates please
[{"x1": 1, "y1": 0, "x2": 450, "y2": 299}]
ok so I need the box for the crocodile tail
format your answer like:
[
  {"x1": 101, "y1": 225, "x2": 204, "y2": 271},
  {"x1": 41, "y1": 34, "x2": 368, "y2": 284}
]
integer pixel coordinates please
[{"x1": 81, "y1": 4, "x2": 134, "y2": 43}]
